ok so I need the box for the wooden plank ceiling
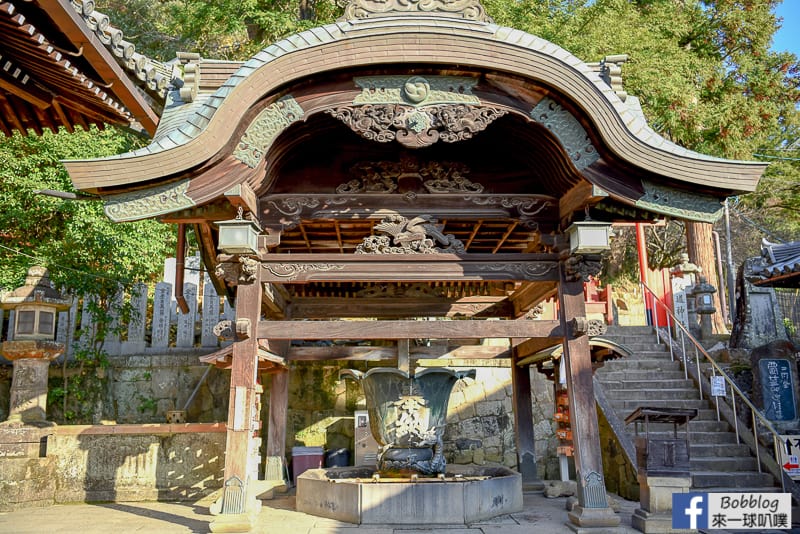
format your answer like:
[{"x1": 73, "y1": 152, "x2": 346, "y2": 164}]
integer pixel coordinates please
[{"x1": 0, "y1": 0, "x2": 158, "y2": 136}]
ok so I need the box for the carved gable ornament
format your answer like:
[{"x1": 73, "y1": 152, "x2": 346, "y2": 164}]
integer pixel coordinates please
[
  {"x1": 104, "y1": 179, "x2": 195, "y2": 222},
  {"x1": 341, "y1": 0, "x2": 493, "y2": 23},
  {"x1": 328, "y1": 76, "x2": 506, "y2": 148},
  {"x1": 635, "y1": 180, "x2": 723, "y2": 223},
  {"x1": 234, "y1": 96, "x2": 304, "y2": 168},
  {"x1": 530, "y1": 98, "x2": 599, "y2": 171}
]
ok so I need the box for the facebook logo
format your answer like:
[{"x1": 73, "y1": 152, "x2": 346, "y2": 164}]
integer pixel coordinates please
[{"x1": 673, "y1": 493, "x2": 708, "y2": 529}]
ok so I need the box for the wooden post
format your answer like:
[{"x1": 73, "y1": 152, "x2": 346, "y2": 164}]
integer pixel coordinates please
[
  {"x1": 220, "y1": 269, "x2": 263, "y2": 515},
  {"x1": 511, "y1": 354, "x2": 543, "y2": 490},
  {"x1": 558, "y1": 261, "x2": 620, "y2": 529},
  {"x1": 265, "y1": 368, "x2": 289, "y2": 480}
]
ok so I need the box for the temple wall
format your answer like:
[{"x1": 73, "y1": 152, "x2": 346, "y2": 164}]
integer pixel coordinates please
[{"x1": 0, "y1": 424, "x2": 225, "y2": 511}]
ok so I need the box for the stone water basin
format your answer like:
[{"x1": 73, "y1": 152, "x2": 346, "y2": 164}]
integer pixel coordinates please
[{"x1": 296, "y1": 464, "x2": 522, "y2": 524}]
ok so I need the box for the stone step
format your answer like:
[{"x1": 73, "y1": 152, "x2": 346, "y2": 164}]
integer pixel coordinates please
[
  {"x1": 611, "y1": 342, "x2": 666, "y2": 352},
  {"x1": 624, "y1": 420, "x2": 730, "y2": 433},
  {"x1": 610, "y1": 399, "x2": 710, "y2": 411},
  {"x1": 690, "y1": 456, "x2": 759, "y2": 472},
  {"x1": 689, "y1": 443, "x2": 754, "y2": 457},
  {"x1": 614, "y1": 378, "x2": 696, "y2": 389},
  {"x1": 623, "y1": 430, "x2": 739, "y2": 444},
  {"x1": 598, "y1": 326, "x2": 781, "y2": 494},
  {"x1": 691, "y1": 471, "x2": 776, "y2": 489},
  {"x1": 596, "y1": 369, "x2": 688, "y2": 381},
  {"x1": 623, "y1": 350, "x2": 675, "y2": 359},
  {"x1": 602, "y1": 359, "x2": 682, "y2": 371},
  {"x1": 604, "y1": 326, "x2": 654, "y2": 336},
  {"x1": 605, "y1": 388, "x2": 700, "y2": 401},
  {"x1": 600, "y1": 335, "x2": 663, "y2": 346}
]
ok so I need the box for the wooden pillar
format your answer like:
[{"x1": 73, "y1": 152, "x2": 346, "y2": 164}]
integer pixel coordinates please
[
  {"x1": 511, "y1": 354, "x2": 543, "y2": 490},
  {"x1": 558, "y1": 261, "x2": 620, "y2": 529},
  {"x1": 220, "y1": 270, "x2": 263, "y2": 515},
  {"x1": 265, "y1": 368, "x2": 289, "y2": 480}
]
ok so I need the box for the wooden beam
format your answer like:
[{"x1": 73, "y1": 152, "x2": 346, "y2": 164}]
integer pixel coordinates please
[
  {"x1": 288, "y1": 298, "x2": 513, "y2": 319},
  {"x1": 509, "y1": 281, "x2": 558, "y2": 317},
  {"x1": 262, "y1": 193, "x2": 557, "y2": 228},
  {"x1": 513, "y1": 337, "x2": 561, "y2": 359},
  {"x1": 262, "y1": 283, "x2": 288, "y2": 318},
  {"x1": 258, "y1": 253, "x2": 560, "y2": 283},
  {"x1": 0, "y1": 70, "x2": 52, "y2": 109},
  {"x1": 258, "y1": 319, "x2": 562, "y2": 340},
  {"x1": 289, "y1": 346, "x2": 396, "y2": 361},
  {"x1": 287, "y1": 344, "x2": 511, "y2": 361},
  {"x1": 222, "y1": 268, "x2": 263, "y2": 494},
  {"x1": 558, "y1": 180, "x2": 607, "y2": 222}
]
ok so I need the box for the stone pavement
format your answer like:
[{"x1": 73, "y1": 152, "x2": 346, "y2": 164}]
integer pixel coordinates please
[{"x1": 0, "y1": 491, "x2": 644, "y2": 534}]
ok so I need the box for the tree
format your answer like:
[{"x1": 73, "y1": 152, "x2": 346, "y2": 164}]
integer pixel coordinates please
[{"x1": 0, "y1": 127, "x2": 174, "y2": 295}]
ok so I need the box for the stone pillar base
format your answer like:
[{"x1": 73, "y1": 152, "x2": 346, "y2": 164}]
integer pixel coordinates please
[
  {"x1": 631, "y1": 508, "x2": 693, "y2": 533},
  {"x1": 208, "y1": 512, "x2": 258, "y2": 533},
  {"x1": 264, "y1": 455, "x2": 286, "y2": 481},
  {"x1": 566, "y1": 505, "x2": 621, "y2": 533}
]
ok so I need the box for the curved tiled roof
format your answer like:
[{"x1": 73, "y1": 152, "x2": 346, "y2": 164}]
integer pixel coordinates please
[{"x1": 66, "y1": 12, "x2": 766, "y2": 197}]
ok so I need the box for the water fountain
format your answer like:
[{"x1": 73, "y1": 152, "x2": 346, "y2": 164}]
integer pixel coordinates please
[{"x1": 296, "y1": 367, "x2": 523, "y2": 525}]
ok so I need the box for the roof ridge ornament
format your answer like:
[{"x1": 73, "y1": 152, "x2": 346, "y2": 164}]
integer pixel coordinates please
[{"x1": 341, "y1": 0, "x2": 493, "y2": 23}]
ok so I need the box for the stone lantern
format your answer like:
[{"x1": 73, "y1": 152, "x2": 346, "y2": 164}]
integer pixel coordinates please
[
  {"x1": 693, "y1": 276, "x2": 717, "y2": 340},
  {"x1": 1, "y1": 266, "x2": 71, "y2": 425}
]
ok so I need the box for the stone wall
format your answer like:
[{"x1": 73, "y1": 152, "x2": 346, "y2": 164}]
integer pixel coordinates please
[
  {"x1": 102, "y1": 354, "x2": 230, "y2": 424},
  {"x1": 597, "y1": 409, "x2": 639, "y2": 501},
  {"x1": 443, "y1": 366, "x2": 561, "y2": 479},
  {"x1": 0, "y1": 424, "x2": 225, "y2": 511}
]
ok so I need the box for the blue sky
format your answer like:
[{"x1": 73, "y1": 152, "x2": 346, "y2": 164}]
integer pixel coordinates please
[{"x1": 774, "y1": 2, "x2": 800, "y2": 56}]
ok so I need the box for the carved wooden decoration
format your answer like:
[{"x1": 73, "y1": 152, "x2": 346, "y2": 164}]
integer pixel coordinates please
[
  {"x1": 234, "y1": 96, "x2": 304, "y2": 168},
  {"x1": 260, "y1": 253, "x2": 560, "y2": 282},
  {"x1": 356, "y1": 214, "x2": 465, "y2": 254},
  {"x1": 337, "y1": 157, "x2": 482, "y2": 194},
  {"x1": 104, "y1": 179, "x2": 195, "y2": 222},
  {"x1": 215, "y1": 256, "x2": 261, "y2": 286},
  {"x1": 563, "y1": 255, "x2": 603, "y2": 282},
  {"x1": 327, "y1": 104, "x2": 507, "y2": 148},
  {"x1": 530, "y1": 98, "x2": 599, "y2": 170},
  {"x1": 262, "y1": 192, "x2": 555, "y2": 231}
]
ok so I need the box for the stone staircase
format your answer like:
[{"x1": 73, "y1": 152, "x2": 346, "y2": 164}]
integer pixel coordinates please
[{"x1": 595, "y1": 325, "x2": 779, "y2": 492}]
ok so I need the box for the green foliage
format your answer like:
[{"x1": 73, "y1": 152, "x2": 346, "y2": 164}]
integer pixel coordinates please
[
  {"x1": 96, "y1": 0, "x2": 343, "y2": 60},
  {"x1": 137, "y1": 395, "x2": 158, "y2": 415},
  {"x1": 490, "y1": 0, "x2": 800, "y2": 244},
  {"x1": 0, "y1": 127, "x2": 175, "y2": 295}
]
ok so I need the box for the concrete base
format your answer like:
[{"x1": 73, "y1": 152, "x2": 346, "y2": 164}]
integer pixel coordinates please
[
  {"x1": 297, "y1": 465, "x2": 522, "y2": 524},
  {"x1": 631, "y1": 508, "x2": 693, "y2": 533},
  {"x1": 566, "y1": 505, "x2": 622, "y2": 533},
  {"x1": 632, "y1": 474, "x2": 691, "y2": 534},
  {"x1": 637, "y1": 474, "x2": 691, "y2": 514}
]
